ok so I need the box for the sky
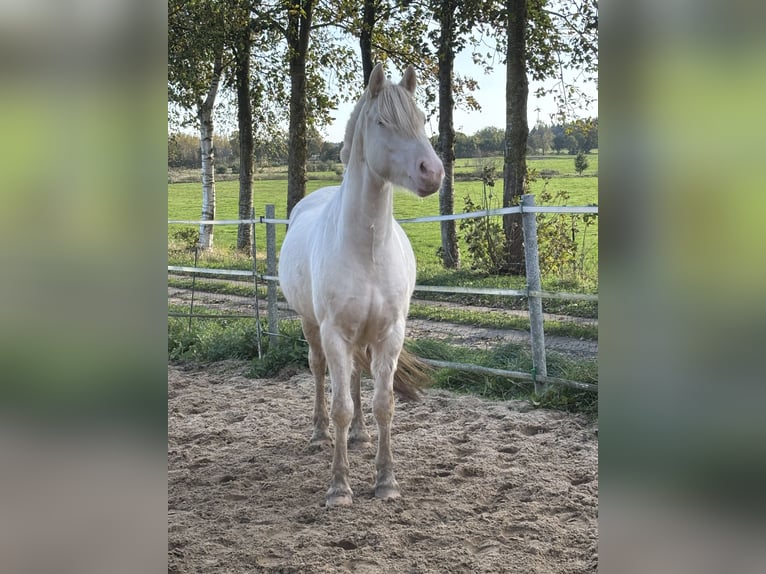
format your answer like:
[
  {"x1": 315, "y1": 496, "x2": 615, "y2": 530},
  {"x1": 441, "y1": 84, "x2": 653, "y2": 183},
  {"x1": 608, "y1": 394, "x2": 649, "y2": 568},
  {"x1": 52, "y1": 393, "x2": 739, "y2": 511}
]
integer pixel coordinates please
[{"x1": 321, "y1": 49, "x2": 598, "y2": 143}]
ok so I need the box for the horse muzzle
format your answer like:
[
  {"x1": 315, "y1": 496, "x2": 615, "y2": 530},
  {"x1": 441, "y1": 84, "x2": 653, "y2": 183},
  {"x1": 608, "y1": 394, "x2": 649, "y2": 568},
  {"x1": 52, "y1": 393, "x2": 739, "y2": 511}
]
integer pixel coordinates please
[{"x1": 414, "y1": 159, "x2": 444, "y2": 197}]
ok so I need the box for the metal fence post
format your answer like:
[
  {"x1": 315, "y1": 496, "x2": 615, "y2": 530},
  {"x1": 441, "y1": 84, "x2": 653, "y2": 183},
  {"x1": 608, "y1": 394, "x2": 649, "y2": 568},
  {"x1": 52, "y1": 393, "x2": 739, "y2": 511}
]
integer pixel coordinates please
[
  {"x1": 520, "y1": 194, "x2": 548, "y2": 395},
  {"x1": 265, "y1": 204, "x2": 279, "y2": 348}
]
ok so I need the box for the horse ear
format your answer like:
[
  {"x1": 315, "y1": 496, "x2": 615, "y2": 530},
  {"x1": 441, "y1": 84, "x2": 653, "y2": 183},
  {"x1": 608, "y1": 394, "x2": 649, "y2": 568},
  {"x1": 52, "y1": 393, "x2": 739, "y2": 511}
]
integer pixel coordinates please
[
  {"x1": 400, "y1": 66, "x2": 416, "y2": 95},
  {"x1": 368, "y1": 63, "x2": 385, "y2": 97}
]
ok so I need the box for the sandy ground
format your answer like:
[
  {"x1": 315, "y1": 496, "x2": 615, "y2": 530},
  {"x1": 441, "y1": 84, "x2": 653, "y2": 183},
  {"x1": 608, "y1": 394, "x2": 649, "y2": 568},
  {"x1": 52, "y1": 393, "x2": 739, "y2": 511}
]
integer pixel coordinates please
[{"x1": 168, "y1": 361, "x2": 598, "y2": 573}]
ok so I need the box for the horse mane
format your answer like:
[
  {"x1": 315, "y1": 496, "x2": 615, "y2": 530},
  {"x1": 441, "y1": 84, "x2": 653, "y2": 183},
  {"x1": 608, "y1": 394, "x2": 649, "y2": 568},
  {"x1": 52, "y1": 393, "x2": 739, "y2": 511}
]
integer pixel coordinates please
[
  {"x1": 340, "y1": 93, "x2": 367, "y2": 165},
  {"x1": 340, "y1": 73, "x2": 422, "y2": 166}
]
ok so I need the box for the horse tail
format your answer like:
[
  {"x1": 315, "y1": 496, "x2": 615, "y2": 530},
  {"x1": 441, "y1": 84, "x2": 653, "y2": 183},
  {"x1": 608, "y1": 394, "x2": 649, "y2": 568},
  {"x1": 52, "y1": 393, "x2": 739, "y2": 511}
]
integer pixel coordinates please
[
  {"x1": 353, "y1": 346, "x2": 433, "y2": 402},
  {"x1": 393, "y1": 347, "x2": 433, "y2": 401}
]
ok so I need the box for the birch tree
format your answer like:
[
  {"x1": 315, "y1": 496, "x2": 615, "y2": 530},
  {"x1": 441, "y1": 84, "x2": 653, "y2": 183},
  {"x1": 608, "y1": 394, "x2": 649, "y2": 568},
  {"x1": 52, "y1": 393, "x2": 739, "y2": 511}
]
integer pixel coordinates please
[{"x1": 168, "y1": 0, "x2": 228, "y2": 250}]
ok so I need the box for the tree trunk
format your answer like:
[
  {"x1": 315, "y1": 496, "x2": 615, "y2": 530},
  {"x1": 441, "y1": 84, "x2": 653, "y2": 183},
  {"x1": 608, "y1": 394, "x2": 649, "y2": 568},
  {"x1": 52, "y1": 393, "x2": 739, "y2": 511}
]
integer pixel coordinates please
[
  {"x1": 236, "y1": 26, "x2": 254, "y2": 250},
  {"x1": 197, "y1": 54, "x2": 224, "y2": 250},
  {"x1": 502, "y1": 0, "x2": 528, "y2": 275},
  {"x1": 286, "y1": 0, "x2": 314, "y2": 217},
  {"x1": 437, "y1": 2, "x2": 459, "y2": 269},
  {"x1": 360, "y1": 0, "x2": 376, "y2": 87}
]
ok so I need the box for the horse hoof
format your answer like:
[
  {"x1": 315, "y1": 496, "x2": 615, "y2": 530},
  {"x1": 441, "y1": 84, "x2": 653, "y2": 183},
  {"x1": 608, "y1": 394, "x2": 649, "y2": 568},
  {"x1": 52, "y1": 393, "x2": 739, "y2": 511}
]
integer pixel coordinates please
[
  {"x1": 374, "y1": 484, "x2": 401, "y2": 501},
  {"x1": 347, "y1": 435, "x2": 372, "y2": 450},
  {"x1": 326, "y1": 493, "x2": 354, "y2": 507},
  {"x1": 309, "y1": 435, "x2": 333, "y2": 451}
]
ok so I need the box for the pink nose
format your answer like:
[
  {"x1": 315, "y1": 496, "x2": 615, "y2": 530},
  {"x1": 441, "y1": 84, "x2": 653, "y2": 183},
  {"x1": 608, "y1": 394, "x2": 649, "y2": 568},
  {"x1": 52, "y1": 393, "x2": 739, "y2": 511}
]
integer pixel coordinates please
[{"x1": 417, "y1": 158, "x2": 444, "y2": 196}]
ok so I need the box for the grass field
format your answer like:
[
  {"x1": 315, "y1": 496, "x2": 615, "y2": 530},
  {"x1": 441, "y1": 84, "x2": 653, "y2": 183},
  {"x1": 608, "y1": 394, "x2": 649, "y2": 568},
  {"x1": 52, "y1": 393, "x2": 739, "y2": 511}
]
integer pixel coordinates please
[{"x1": 168, "y1": 153, "x2": 598, "y2": 291}]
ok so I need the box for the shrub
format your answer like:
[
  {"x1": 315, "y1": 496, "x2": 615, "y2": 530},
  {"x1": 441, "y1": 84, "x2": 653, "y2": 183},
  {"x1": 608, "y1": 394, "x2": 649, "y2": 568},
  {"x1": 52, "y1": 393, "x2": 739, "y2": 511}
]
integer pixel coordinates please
[
  {"x1": 170, "y1": 227, "x2": 199, "y2": 251},
  {"x1": 458, "y1": 163, "x2": 507, "y2": 273}
]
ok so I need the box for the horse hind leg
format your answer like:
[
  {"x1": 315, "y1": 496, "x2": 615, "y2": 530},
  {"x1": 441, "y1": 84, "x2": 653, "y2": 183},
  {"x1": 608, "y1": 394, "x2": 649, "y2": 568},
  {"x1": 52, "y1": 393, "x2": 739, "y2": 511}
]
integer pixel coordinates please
[
  {"x1": 302, "y1": 320, "x2": 331, "y2": 450},
  {"x1": 348, "y1": 348, "x2": 372, "y2": 449}
]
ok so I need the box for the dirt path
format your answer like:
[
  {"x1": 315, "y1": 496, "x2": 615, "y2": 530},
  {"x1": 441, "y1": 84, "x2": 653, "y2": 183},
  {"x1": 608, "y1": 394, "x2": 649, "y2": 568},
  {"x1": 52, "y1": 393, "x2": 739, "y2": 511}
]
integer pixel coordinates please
[{"x1": 168, "y1": 362, "x2": 598, "y2": 573}]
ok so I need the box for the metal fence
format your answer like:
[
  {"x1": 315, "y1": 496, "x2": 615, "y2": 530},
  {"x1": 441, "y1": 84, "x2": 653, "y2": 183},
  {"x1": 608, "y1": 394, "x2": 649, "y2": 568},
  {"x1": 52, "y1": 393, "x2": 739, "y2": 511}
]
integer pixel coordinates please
[{"x1": 168, "y1": 195, "x2": 598, "y2": 393}]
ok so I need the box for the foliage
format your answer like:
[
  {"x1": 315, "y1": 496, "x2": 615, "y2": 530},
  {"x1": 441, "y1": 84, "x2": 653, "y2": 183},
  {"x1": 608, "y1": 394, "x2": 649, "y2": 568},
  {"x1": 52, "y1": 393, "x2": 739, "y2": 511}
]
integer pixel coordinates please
[
  {"x1": 456, "y1": 167, "x2": 597, "y2": 285},
  {"x1": 168, "y1": 313, "x2": 309, "y2": 378},
  {"x1": 168, "y1": 0, "x2": 228, "y2": 118},
  {"x1": 574, "y1": 151, "x2": 589, "y2": 175},
  {"x1": 170, "y1": 227, "x2": 200, "y2": 251},
  {"x1": 528, "y1": 122, "x2": 554, "y2": 154},
  {"x1": 168, "y1": 315, "x2": 263, "y2": 363},
  {"x1": 535, "y1": 186, "x2": 597, "y2": 284},
  {"x1": 247, "y1": 325, "x2": 310, "y2": 378},
  {"x1": 405, "y1": 338, "x2": 597, "y2": 417},
  {"x1": 458, "y1": 163, "x2": 507, "y2": 273}
]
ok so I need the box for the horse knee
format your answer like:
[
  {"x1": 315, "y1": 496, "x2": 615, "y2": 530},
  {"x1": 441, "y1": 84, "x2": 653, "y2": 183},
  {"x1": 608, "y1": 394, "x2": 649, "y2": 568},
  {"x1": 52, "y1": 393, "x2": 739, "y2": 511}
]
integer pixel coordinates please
[
  {"x1": 372, "y1": 387, "x2": 394, "y2": 423},
  {"x1": 331, "y1": 394, "x2": 353, "y2": 428}
]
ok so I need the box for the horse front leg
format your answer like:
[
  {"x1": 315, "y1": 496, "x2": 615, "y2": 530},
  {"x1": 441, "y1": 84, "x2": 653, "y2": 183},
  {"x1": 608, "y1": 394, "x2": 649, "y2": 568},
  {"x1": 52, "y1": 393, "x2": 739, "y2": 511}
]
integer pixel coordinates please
[
  {"x1": 302, "y1": 320, "x2": 331, "y2": 449},
  {"x1": 370, "y1": 331, "x2": 404, "y2": 500},
  {"x1": 321, "y1": 327, "x2": 354, "y2": 506},
  {"x1": 348, "y1": 350, "x2": 372, "y2": 449}
]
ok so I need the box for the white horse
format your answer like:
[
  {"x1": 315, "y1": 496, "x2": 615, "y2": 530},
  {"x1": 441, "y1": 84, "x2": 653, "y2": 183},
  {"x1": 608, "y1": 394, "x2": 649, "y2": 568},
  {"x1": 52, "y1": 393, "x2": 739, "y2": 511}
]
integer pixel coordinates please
[{"x1": 278, "y1": 64, "x2": 444, "y2": 506}]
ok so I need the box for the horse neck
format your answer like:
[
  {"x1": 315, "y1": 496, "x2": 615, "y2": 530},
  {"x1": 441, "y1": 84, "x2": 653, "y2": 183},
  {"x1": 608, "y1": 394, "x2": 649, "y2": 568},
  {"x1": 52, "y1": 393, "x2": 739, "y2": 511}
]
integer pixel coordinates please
[{"x1": 334, "y1": 152, "x2": 395, "y2": 253}]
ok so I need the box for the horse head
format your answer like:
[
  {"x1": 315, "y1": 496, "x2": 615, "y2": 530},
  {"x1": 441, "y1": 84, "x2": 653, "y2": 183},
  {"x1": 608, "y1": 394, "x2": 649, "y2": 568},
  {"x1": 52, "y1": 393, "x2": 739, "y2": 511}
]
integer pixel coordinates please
[{"x1": 341, "y1": 64, "x2": 444, "y2": 197}]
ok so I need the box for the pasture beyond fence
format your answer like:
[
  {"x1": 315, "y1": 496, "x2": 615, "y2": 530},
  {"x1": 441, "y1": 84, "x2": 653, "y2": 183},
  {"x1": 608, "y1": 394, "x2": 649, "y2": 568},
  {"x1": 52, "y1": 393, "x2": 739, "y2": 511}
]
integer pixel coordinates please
[{"x1": 168, "y1": 195, "x2": 598, "y2": 394}]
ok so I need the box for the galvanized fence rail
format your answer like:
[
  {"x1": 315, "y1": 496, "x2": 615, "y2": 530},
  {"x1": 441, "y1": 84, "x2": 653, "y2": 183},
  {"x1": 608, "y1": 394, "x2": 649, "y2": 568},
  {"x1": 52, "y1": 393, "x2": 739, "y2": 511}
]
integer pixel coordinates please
[{"x1": 168, "y1": 195, "x2": 598, "y2": 394}]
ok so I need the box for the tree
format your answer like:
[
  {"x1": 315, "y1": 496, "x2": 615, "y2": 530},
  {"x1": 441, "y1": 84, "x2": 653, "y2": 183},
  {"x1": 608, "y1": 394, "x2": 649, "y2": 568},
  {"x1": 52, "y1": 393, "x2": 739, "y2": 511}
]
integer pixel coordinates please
[
  {"x1": 502, "y1": 0, "x2": 529, "y2": 275},
  {"x1": 552, "y1": 130, "x2": 573, "y2": 154},
  {"x1": 232, "y1": 0, "x2": 254, "y2": 250},
  {"x1": 168, "y1": 0, "x2": 228, "y2": 250},
  {"x1": 568, "y1": 117, "x2": 598, "y2": 153},
  {"x1": 454, "y1": 131, "x2": 477, "y2": 158},
  {"x1": 497, "y1": 0, "x2": 598, "y2": 273},
  {"x1": 574, "y1": 150, "x2": 588, "y2": 175},
  {"x1": 474, "y1": 126, "x2": 505, "y2": 156},
  {"x1": 528, "y1": 121, "x2": 553, "y2": 154},
  {"x1": 435, "y1": 0, "x2": 460, "y2": 268},
  {"x1": 285, "y1": 0, "x2": 315, "y2": 216},
  {"x1": 431, "y1": 0, "x2": 497, "y2": 269},
  {"x1": 168, "y1": 132, "x2": 202, "y2": 168}
]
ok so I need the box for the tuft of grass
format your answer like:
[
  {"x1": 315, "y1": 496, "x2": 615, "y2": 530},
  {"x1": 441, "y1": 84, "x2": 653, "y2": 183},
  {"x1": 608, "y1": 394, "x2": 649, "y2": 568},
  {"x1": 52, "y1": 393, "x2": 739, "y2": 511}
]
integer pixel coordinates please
[
  {"x1": 168, "y1": 315, "x2": 264, "y2": 362},
  {"x1": 405, "y1": 338, "x2": 597, "y2": 417},
  {"x1": 246, "y1": 321, "x2": 309, "y2": 378},
  {"x1": 168, "y1": 312, "x2": 310, "y2": 377}
]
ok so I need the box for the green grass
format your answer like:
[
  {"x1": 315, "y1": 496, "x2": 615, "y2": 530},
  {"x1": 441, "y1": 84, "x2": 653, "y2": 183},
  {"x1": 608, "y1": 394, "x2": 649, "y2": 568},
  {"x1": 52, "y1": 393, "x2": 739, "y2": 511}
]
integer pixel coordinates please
[
  {"x1": 168, "y1": 154, "x2": 598, "y2": 288},
  {"x1": 406, "y1": 338, "x2": 597, "y2": 416},
  {"x1": 408, "y1": 302, "x2": 598, "y2": 340},
  {"x1": 168, "y1": 312, "x2": 264, "y2": 362}
]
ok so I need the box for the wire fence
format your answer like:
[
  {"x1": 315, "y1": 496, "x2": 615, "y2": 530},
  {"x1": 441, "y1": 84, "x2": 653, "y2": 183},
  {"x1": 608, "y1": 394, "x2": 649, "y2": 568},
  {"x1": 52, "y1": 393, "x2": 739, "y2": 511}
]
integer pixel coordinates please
[{"x1": 168, "y1": 195, "x2": 598, "y2": 393}]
